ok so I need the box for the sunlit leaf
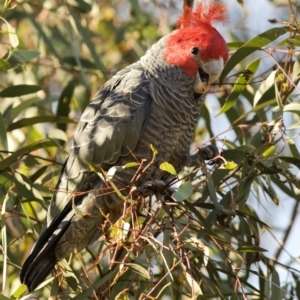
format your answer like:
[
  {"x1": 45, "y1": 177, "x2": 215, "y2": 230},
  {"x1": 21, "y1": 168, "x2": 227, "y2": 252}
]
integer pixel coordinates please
[
  {"x1": 236, "y1": 246, "x2": 268, "y2": 252},
  {"x1": 160, "y1": 161, "x2": 177, "y2": 175},
  {"x1": 256, "y1": 144, "x2": 277, "y2": 157},
  {"x1": 292, "y1": 55, "x2": 300, "y2": 80},
  {"x1": 254, "y1": 70, "x2": 277, "y2": 107},
  {"x1": 123, "y1": 162, "x2": 139, "y2": 168},
  {"x1": 220, "y1": 27, "x2": 289, "y2": 82},
  {"x1": 10, "y1": 284, "x2": 27, "y2": 299},
  {"x1": 224, "y1": 161, "x2": 237, "y2": 170},
  {"x1": 150, "y1": 144, "x2": 158, "y2": 155},
  {"x1": 1, "y1": 17, "x2": 19, "y2": 48}
]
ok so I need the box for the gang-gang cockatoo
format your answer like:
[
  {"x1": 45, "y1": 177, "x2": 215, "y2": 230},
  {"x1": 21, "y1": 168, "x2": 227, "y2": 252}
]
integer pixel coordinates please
[{"x1": 20, "y1": 0, "x2": 228, "y2": 291}]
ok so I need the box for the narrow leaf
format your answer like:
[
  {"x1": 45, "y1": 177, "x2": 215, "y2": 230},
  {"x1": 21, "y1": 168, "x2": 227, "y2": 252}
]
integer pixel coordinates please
[
  {"x1": 1, "y1": 17, "x2": 19, "y2": 48},
  {"x1": 292, "y1": 54, "x2": 300, "y2": 81},
  {"x1": 123, "y1": 162, "x2": 139, "y2": 168},
  {"x1": 7, "y1": 116, "x2": 76, "y2": 131},
  {"x1": 4, "y1": 97, "x2": 39, "y2": 123},
  {"x1": 56, "y1": 80, "x2": 75, "y2": 131},
  {"x1": 0, "y1": 139, "x2": 57, "y2": 170},
  {"x1": 207, "y1": 177, "x2": 235, "y2": 213},
  {"x1": 0, "y1": 84, "x2": 41, "y2": 97},
  {"x1": 220, "y1": 27, "x2": 289, "y2": 82},
  {"x1": 218, "y1": 59, "x2": 260, "y2": 115},
  {"x1": 271, "y1": 268, "x2": 281, "y2": 300},
  {"x1": 127, "y1": 263, "x2": 150, "y2": 279},
  {"x1": 12, "y1": 50, "x2": 40, "y2": 63},
  {"x1": 0, "y1": 113, "x2": 8, "y2": 151},
  {"x1": 254, "y1": 70, "x2": 277, "y2": 107},
  {"x1": 69, "y1": 10, "x2": 107, "y2": 78},
  {"x1": 236, "y1": 245, "x2": 268, "y2": 253}
]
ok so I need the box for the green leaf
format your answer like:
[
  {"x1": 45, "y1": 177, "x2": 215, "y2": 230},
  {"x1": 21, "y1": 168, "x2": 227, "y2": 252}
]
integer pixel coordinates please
[
  {"x1": 218, "y1": 58, "x2": 260, "y2": 115},
  {"x1": 283, "y1": 102, "x2": 300, "y2": 113},
  {"x1": 6, "y1": 116, "x2": 76, "y2": 131},
  {"x1": 224, "y1": 161, "x2": 237, "y2": 170},
  {"x1": 0, "y1": 59, "x2": 12, "y2": 71},
  {"x1": 236, "y1": 245, "x2": 268, "y2": 253},
  {"x1": 227, "y1": 41, "x2": 245, "y2": 48},
  {"x1": 207, "y1": 177, "x2": 235, "y2": 213},
  {"x1": 254, "y1": 70, "x2": 277, "y2": 107},
  {"x1": 29, "y1": 165, "x2": 49, "y2": 183},
  {"x1": 1, "y1": 190, "x2": 9, "y2": 293},
  {"x1": 0, "y1": 294, "x2": 14, "y2": 300},
  {"x1": 10, "y1": 284, "x2": 27, "y2": 299},
  {"x1": 62, "y1": 56, "x2": 97, "y2": 69},
  {"x1": 220, "y1": 27, "x2": 289, "y2": 82},
  {"x1": 271, "y1": 268, "x2": 281, "y2": 300},
  {"x1": 28, "y1": 14, "x2": 62, "y2": 63},
  {"x1": 279, "y1": 156, "x2": 300, "y2": 168},
  {"x1": 292, "y1": 55, "x2": 300, "y2": 81},
  {"x1": 12, "y1": 50, "x2": 40, "y2": 63},
  {"x1": 172, "y1": 181, "x2": 193, "y2": 202},
  {"x1": 0, "y1": 139, "x2": 57, "y2": 170},
  {"x1": 287, "y1": 38, "x2": 300, "y2": 47},
  {"x1": 129, "y1": 253, "x2": 153, "y2": 268},
  {"x1": 68, "y1": 0, "x2": 92, "y2": 12},
  {"x1": 123, "y1": 162, "x2": 139, "y2": 168},
  {"x1": 127, "y1": 263, "x2": 151, "y2": 279},
  {"x1": 73, "y1": 266, "x2": 120, "y2": 300},
  {"x1": 160, "y1": 161, "x2": 177, "y2": 175},
  {"x1": 150, "y1": 144, "x2": 158, "y2": 155},
  {"x1": 15, "y1": 173, "x2": 44, "y2": 201},
  {"x1": 0, "y1": 84, "x2": 41, "y2": 97},
  {"x1": 56, "y1": 80, "x2": 75, "y2": 131},
  {"x1": 69, "y1": 10, "x2": 107, "y2": 79},
  {"x1": 0, "y1": 113, "x2": 8, "y2": 151},
  {"x1": 255, "y1": 144, "x2": 277, "y2": 158},
  {"x1": 233, "y1": 98, "x2": 276, "y2": 125},
  {"x1": 4, "y1": 97, "x2": 39, "y2": 123}
]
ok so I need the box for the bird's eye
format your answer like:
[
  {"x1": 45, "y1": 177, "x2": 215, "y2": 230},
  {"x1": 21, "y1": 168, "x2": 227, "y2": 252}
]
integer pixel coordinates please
[{"x1": 191, "y1": 47, "x2": 199, "y2": 55}]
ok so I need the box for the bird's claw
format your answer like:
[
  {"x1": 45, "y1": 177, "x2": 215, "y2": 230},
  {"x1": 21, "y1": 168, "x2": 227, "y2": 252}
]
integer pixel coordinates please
[
  {"x1": 131, "y1": 179, "x2": 168, "y2": 195},
  {"x1": 198, "y1": 145, "x2": 223, "y2": 165}
]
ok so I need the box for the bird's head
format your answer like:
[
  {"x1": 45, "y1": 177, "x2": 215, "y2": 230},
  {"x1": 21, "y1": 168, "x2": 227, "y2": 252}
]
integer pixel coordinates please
[{"x1": 164, "y1": 0, "x2": 228, "y2": 94}]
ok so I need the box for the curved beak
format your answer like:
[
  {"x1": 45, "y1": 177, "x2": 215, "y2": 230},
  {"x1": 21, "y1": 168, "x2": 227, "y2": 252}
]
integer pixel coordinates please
[{"x1": 193, "y1": 57, "x2": 224, "y2": 94}]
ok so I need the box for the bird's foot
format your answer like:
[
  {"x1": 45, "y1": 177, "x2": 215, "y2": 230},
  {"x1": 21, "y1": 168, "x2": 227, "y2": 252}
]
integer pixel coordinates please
[{"x1": 198, "y1": 145, "x2": 224, "y2": 165}]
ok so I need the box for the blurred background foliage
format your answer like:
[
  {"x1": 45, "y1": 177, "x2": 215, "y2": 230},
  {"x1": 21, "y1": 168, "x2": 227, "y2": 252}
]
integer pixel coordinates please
[{"x1": 1, "y1": 0, "x2": 300, "y2": 299}]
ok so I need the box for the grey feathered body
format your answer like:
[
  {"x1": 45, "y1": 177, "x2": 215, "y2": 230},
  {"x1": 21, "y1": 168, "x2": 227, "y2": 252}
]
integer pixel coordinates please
[{"x1": 20, "y1": 34, "x2": 205, "y2": 291}]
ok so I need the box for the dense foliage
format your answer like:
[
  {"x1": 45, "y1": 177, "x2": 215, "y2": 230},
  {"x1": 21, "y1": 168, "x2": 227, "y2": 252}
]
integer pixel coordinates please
[{"x1": 1, "y1": 0, "x2": 300, "y2": 299}]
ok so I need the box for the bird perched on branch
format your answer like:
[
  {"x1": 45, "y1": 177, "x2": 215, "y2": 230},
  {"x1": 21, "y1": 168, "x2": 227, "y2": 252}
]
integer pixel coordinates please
[{"x1": 20, "y1": 0, "x2": 228, "y2": 291}]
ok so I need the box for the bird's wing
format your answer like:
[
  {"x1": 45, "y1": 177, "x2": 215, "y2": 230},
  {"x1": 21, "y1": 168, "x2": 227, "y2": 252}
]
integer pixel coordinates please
[
  {"x1": 73, "y1": 62, "x2": 151, "y2": 167},
  {"x1": 47, "y1": 61, "x2": 151, "y2": 217},
  {"x1": 20, "y1": 62, "x2": 152, "y2": 289}
]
